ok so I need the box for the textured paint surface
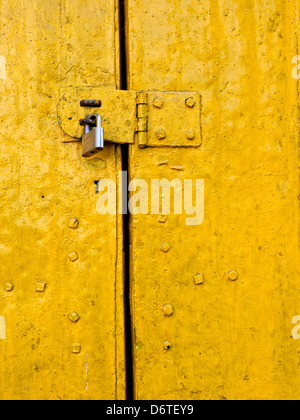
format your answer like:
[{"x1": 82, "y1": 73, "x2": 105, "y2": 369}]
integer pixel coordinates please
[
  {"x1": 0, "y1": 316, "x2": 6, "y2": 340},
  {"x1": 58, "y1": 87, "x2": 137, "y2": 143},
  {"x1": 0, "y1": 56, "x2": 5, "y2": 80},
  {"x1": 0, "y1": 0, "x2": 126, "y2": 400},
  {"x1": 127, "y1": 0, "x2": 300, "y2": 400}
]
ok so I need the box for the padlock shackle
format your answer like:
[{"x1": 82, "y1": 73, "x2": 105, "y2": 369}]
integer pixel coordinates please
[
  {"x1": 80, "y1": 113, "x2": 101, "y2": 128},
  {"x1": 89, "y1": 113, "x2": 101, "y2": 127}
]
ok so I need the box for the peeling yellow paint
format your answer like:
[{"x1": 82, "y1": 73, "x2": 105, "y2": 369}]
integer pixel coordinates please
[
  {"x1": 0, "y1": 56, "x2": 5, "y2": 80},
  {"x1": 0, "y1": 316, "x2": 6, "y2": 340}
]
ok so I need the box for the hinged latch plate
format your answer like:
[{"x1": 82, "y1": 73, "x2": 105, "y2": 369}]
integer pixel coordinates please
[{"x1": 57, "y1": 87, "x2": 202, "y2": 148}]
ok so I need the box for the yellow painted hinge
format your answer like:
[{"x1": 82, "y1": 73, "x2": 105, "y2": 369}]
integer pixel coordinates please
[
  {"x1": 57, "y1": 87, "x2": 202, "y2": 148},
  {"x1": 136, "y1": 91, "x2": 148, "y2": 148}
]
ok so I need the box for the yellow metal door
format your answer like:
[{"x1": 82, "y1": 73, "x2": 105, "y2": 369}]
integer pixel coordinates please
[
  {"x1": 0, "y1": 0, "x2": 126, "y2": 400},
  {"x1": 1, "y1": 0, "x2": 300, "y2": 402},
  {"x1": 126, "y1": 0, "x2": 300, "y2": 399}
]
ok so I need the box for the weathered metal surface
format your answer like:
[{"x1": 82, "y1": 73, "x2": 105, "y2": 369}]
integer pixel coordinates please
[
  {"x1": 58, "y1": 87, "x2": 137, "y2": 143},
  {"x1": 58, "y1": 88, "x2": 202, "y2": 148},
  {"x1": 145, "y1": 91, "x2": 202, "y2": 147},
  {"x1": 127, "y1": 0, "x2": 300, "y2": 400},
  {"x1": 0, "y1": 0, "x2": 125, "y2": 400}
]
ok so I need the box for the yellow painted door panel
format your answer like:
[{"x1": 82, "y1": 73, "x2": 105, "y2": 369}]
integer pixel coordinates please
[
  {"x1": 126, "y1": 0, "x2": 300, "y2": 399},
  {"x1": 0, "y1": 0, "x2": 125, "y2": 400}
]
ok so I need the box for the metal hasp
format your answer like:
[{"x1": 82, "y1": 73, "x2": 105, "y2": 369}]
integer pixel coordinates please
[
  {"x1": 57, "y1": 88, "x2": 202, "y2": 148},
  {"x1": 80, "y1": 113, "x2": 104, "y2": 158}
]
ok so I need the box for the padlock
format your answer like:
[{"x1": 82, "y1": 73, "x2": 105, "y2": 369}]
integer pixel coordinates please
[{"x1": 81, "y1": 113, "x2": 104, "y2": 158}]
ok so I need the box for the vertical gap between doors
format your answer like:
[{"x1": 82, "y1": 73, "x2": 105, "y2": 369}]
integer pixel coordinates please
[{"x1": 119, "y1": 0, "x2": 134, "y2": 401}]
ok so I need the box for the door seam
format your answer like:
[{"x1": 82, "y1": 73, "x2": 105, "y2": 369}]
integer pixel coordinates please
[{"x1": 119, "y1": 0, "x2": 134, "y2": 401}]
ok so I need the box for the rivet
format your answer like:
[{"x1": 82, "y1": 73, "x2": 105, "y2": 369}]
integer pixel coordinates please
[
  {"x1": 185, "y1": 97, "x2": 196, "y2": 108},
  {"x1": 158, "y1": 214, "x2": 168, "y2": 223},
  {"x1": 155, "y1": 128, "x2": 166, "y2": 140},
  {"x1": 36, "y1": 281, "x2": 46, "y2": 292},
  {"x1": 227, "y1": 271, "x2": 238, "y2": 281},
  {"x1": 160, "y1": 242, "x2": 171, "y2": 253},
  {"x1": 153, "y1": 98, "x2": 164, "y2": 108},
  {"x1": 163, "y1": 304, "x2": 174, "y2": 317},
  {"x1": 68, "y1": 251, "x2": 79, "y2": 262},
  {"x1": 186, "y1": 130, "x2": 195, "y2": 140},
  {"x1": 68, "y1": 218, "x2": 79, "y2": 229},
  {"x1": 194, "y1": 273, "x2": 204, "y2": 285},
  {"x1": 5, "y1": 282, "x2": 13, "y2": 292},
  {"x1": 72, "y1": 343, "x2": 81, "y2": 354},
  {"x1": 163, "y1": 341, "x2": 172, "y2": 351},
  {"x1": 69, "y1": 311, "x2": 80, "y2": 323}
]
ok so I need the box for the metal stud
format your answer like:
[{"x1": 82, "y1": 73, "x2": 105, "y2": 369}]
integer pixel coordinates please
[
  {"x1": 5, "y1": 282, "x2": 13, "y2": 292},
  {"x1": 153, "y1": 98, "x2": 164, "y2": 109},
  {"x1": 68, "y1": 218, "x2": 79, "y2": 229},
  {"x1": 69, "y1": 311, "x2": 80, "y2": 323},
  {"x1": 36, "y1": 281, "x2": 46, "y2": 292},
  {"x1": 194, "y1": 273, "x2": 204, "y2": 285},
  {"x1": 68, "y1": 251, "x2": 79, "y2": 262},
  {"x1": 185, "y1": 97, "x2": 196, "y2": 108},
  {"x1": 160, "y1": 242, "x2": 171, "y2": 253},
  {"x1": 186, "y1": 130, "x2": 195, "y2": 140},
  {"x1": 228, "y1": 271, "x2": 238, "y2": 281},
  {"x1": 155, "y1": 128, "x2": 166, "y2": 140},
  {"x1": 163, "y1": 304, "x2": 174, "y2": 317},
  {"x1": 72, "y1": 343, "x2": 81, "y2": 354},
  {"x1": 224, "y1": 270, "x2": 238, "y2": 281}
]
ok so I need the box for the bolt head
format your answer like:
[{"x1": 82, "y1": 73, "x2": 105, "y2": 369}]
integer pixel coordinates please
[
  {"x1": 160, "y1": 242, "x2": 171, "y2": 253},
  {"x1": 68, "y1": 251, "x2": 79, "y2": 262},
  {"x1": 69, "y1": 311, "x2": 80, "y2": 323},
  {"x1": 5, "y1": 282, "x2": 13, "y2": 292},
  {"x1": 163, "y1": 304, "x2": 174, "y2": 317},
  {"x1": 155, "y1": 128, "x2": 166, "y2": 140},
  {"x1": 185, "y1": 97, "x2": 196, "y2": 108},
  {"x1": 72, "y1": 343, "x2": 81, "y2": 354},
  {"x1": 228, "y1": 271, "x2": 238, "y2": 281},
  {"x1": 194, "y1": 273, "x2": 204, "y2": 285},
  {"x1": 36, "y1": 281, "x2": 46, "y2": 292},
  {"x1": 153, "y1": 98, "x2": 164, "y2": 108},
  {"x1": 158, "y1": 214, "x2": 168, "y2": 224},
  {"x1": 186, "y1": 130, "x2": 195, "y2": 140},
  {"x1": 68, "y1": 218, "x2": 79, "y2": 229}
]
